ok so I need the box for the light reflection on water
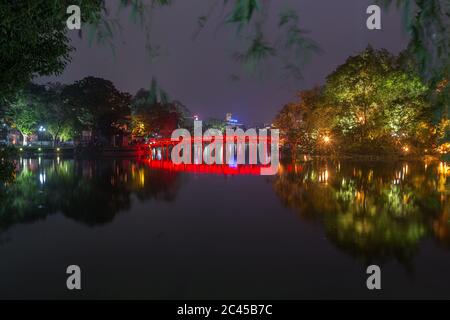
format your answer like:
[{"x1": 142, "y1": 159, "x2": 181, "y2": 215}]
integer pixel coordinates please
[
  {"x1": 3, "y1": 158, "x2": 450, "y2": 256},
  {"x1": 274, "y1": 160, "x2": 450, "y2": 262},
  {"x1": 0, "y1": 157, "x2": 450, "y2": 298}
]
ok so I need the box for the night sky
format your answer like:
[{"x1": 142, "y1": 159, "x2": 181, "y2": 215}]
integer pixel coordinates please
[{"x1": 37, "y1": 0, "x2": 410, "y2": 125}]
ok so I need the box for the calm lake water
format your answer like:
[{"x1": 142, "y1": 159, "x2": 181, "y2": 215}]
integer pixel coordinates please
[{"x1": 0, "y1": 157, "x2": 449, "y2": 299}]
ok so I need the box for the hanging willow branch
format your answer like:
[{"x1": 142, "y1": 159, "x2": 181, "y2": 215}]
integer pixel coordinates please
[
  {"x1": 89, "y1": 0, "x2": 321, "y2": 81},
  {"x1": 379, "y1": 0, "x2": 449, "y2": 80}
]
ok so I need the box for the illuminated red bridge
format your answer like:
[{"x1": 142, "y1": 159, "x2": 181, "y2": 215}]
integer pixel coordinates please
[
  {"x1": 140, "y1": 135, "x2": 280, "y2": 175},
  {"x1": 145, "y1": 136, "x2": 276, "y2": 161}
]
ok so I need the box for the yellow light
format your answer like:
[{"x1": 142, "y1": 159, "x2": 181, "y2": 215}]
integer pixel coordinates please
[
  {"x1": 438, "y1": 162, "x2": 449, "y2": 176},
  {"x1": 403, "y1": 146, "x2": 409, "y2": 152},
  {"x1": 56, "y1": 148, "x2": 61, "y2": 152},
  {"x1": 19, "y1": 148, "x2": 23, "y2": 151},
  {"x1": 323, "y1": 136, "x2": 331, "y2": 143}
]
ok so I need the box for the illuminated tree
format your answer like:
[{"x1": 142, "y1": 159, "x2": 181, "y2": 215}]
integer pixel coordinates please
[
  {"x1": 273, "y1": 103, "x2": 308, "y2": 161},
  {"x1": 324, "y1": 47, "x2": 429, "y2": 153},
  {"x1": 131, "y1": 81, "x2": 191, "y2": 138},
  {"x1": 37, "y1": 83, "x2": 80, "y2": 145},
  {"x1": 5, "y1": 83, "x2": 48, "y2": 145}
]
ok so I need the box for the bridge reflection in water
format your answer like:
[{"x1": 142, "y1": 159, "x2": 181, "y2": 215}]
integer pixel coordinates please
[{"x1": 142, "y1": 159, "x2": 273, "y2": 175}]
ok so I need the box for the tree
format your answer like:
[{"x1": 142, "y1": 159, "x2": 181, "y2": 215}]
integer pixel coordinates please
[
  {"x1": 275, "y1": 48, "x2": 432, "y2": 156},
  {"x1": 131, "y1": 102, "x2": 187, "y2": 138},
  {"x1": 204, "y1": 118, "x2": 227, "y2": 133},
  {"x1": 62, "y1": 77, "x2": 131, "y2": 144},
  {"x1": 273, "y1": 103, "x2": 307, "y2": 161},
  {"x1": 273, "y1": 87, "x2": 324, "y2": 159},
  {"x1": 381, "y1": 0, "x2": 449, "y2": 80},
  {"x1": 38, "y1": 83, "x2": 79, "y2": 145},
  {"x1": 324, "y1": 47, "x2": 429, "y2": 153},
  {"x1": 131, "y1": 83, "x2": 191, "y2": 138},
  {"x1": 5, "y1": 83, "x2": 48, "y2": 145},
  {"x1": 0, "y1": 0, "x2": 104, "y2": 101}
]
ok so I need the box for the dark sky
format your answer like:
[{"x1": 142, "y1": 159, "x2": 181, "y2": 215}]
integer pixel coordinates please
[{"x1": 37, "y1": 0, "x2": 410, "y2": 125}]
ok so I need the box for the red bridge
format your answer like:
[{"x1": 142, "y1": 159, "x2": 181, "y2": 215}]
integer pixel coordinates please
[{"x1": 145, "y1": 136, "x2": 276, "y2": 161}]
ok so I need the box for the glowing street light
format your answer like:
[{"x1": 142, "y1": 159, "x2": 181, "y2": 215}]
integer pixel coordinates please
[
  {"x1": 323, "y1": 136, "x2": 331, "y2": 144},
  {"x1": 38, "y1": 126, "x2": 46, "y2": 149}
]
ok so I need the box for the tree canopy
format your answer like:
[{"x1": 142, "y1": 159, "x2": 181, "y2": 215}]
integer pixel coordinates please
[
  {"x1": 0, "y1": 0, "x2": 104, "y2": 101},
  {"x1": 274, "y1": 48, "x2": 432, "y2": 155},
  {"x1": 62, "y1": 77, "x2": 132, "y2": 143},
  {"x1": 131, "y1": 83, "x2": 191, "y2": 138}
]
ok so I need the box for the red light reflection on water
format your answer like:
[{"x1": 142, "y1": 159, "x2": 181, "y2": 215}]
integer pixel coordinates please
[{"x1": 141, "y1": 159, "x2": 275, "y2": 175}]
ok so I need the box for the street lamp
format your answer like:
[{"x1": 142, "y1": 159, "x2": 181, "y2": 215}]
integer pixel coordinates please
[{"x1": 38, "y1": 126, "x2": 46, "y2": 149}]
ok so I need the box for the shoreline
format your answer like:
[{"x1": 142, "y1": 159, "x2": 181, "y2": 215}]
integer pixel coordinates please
[
  {"x1": 2, "y1": 145, "x2": 445, "y2": 162},
  {"x1": 290, "y1": 154, "x2": 442, "y2": 163}
]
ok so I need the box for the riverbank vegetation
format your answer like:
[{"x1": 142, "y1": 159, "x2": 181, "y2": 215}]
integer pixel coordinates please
[
  {"x1": 0, "y1": 77, "x2": 193, "y2": 147},
  {"x1": 273, "y1": 47, "x2": 449, "y2": 159}
]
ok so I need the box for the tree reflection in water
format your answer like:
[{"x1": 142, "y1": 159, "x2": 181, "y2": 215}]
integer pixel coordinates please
[
  {"x1": 2, "y1": 157, "x2": 450, "y2": 267},
  {"x1": 0, "y1": 158, "x2": 184, "y2": 233},
  {"x1": 273, "y1": 160, "x2": 450, "y2": 266}
]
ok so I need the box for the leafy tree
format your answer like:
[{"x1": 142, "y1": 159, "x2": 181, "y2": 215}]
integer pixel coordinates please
[
  {"x1": 36, "y1": 83, "x2": 80, "y2": 145},
  {"x1": 273, "y1": 87, "x2": 330, "y2": 159},
  {"x1": 275, "y1": 48, "x2": 432, "y2": 156},
  {"x1": 324, "y1": 47, "x2": 429, "y2": 153},
  {"x1": 380, "y1": 0, "x2": 449, "y2": 80},
  {"x1": 131, "y1": 101, "x2": 187, "y2": 138},
  {"x1": 131, "y1": 82, "x2": 191, "y2": 138},
  {"x1": 204, "y1": 118, "x2": 227, "y2": 133},
  {"x1": 62, "y1": 77, "x2": 132, "y2": 144},
  {"x1": 0, "y1": 0, "x2": 104, "y2": 101},
  {"x1": 273, "y1": 103, "x2": 308, "y2": 161},
  {"x1": 5, "y1": 83, "x2": 49, "y2": 145}
]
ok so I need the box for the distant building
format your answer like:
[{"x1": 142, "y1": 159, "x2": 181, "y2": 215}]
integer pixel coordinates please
[{"x1": 225, "y1": 113, "x2": 244, "y2": 130}]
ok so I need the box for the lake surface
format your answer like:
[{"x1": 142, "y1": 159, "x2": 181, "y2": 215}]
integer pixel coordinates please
[{"x1": 0, "y1": 157, "x2": 449, "y2": 299}]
